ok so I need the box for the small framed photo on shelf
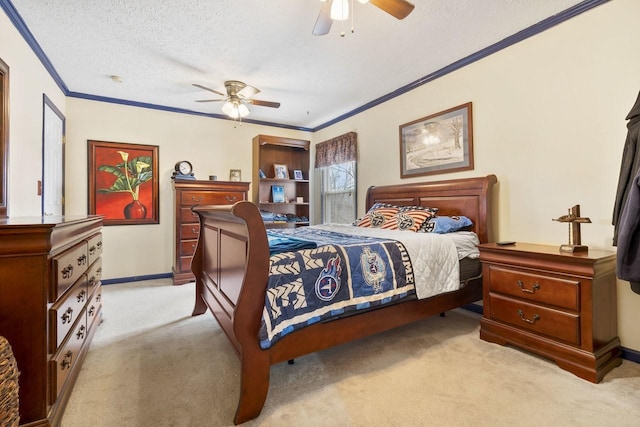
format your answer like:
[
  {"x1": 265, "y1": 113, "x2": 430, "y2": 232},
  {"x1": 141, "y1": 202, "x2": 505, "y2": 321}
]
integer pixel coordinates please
[
  {"x1": 293, "y1": 169, "x2": 304, "y2": 180},
  {"x1": 271, "y1": 185, "x2": 285, "y2": 203},
  {"x1": 258, "y1": 169, "x2": 266, "y2": 179},
  {"x1": 274, "y1": 164, "x2": 289, "y2": 179},
  {"x1": 229, "y1": 169, "x2": 241, "y2": 181}
]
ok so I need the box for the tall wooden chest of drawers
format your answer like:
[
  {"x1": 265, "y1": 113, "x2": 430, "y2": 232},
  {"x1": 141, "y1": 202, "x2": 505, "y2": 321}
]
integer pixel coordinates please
[
  {"x1": 172, "y1": 180, "x2": 249, "y2": 285},
  {"x1": 478, "y1": 242, "x2": 620, "y2": 383},
  {"x1": 0, "y1": 215, "x2": 103, "y2": 425}
]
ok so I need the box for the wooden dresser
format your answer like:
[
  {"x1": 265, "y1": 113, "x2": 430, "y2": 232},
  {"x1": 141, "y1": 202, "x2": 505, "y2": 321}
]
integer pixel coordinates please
[
  {"x1": 172, "y1": 180, "x2": 249, "y2": 285},
  {"x1": 0, "y1": 215, "x2": 103, "y2": 426},
  {"x1": 478, "y1": 242, "x2": 620, "y2": 383}
]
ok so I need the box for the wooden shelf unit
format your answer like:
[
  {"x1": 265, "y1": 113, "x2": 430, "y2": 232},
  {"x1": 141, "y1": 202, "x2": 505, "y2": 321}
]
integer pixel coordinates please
[{"x1": 252, "y1": 134, "x2": 310, "y2": 228}]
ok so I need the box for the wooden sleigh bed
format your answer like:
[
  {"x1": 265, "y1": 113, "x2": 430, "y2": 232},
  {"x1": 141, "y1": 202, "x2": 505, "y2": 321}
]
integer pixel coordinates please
[{"x1": 190, "y1": 174, "x2": 497, "y2": 424}]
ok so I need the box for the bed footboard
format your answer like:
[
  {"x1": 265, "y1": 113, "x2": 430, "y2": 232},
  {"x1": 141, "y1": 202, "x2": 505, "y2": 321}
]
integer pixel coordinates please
[{"x1": 191, "y1": 202, "x2": 271, "y2": 424}]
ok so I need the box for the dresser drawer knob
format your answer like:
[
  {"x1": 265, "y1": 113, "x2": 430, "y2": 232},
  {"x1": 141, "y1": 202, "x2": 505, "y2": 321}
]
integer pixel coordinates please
[
  {"x1": 191, "y1": 227, "x2": 197, "y2": 233},
  {"x1": 61, "y1": 351, "x2": 73, "y2": 370},
  {"x1": 77, "y1": 254, "x2": 87, "y2": 265},
  {"x1": 89, "y1": 245, "x2": 96, "y2": 255},
  {"x1": 226, "y1": 195, "x2": 237, "y2": 203},
  {"x1": 517, "y1": 309, "x2": 540, "y2": 324},
  {"x1": 97, "y1": 241, "x2": 103, "y2": 249},
  {"x1": 77, "y1": 289, "x2": 86, "y2": 303},
  {"x1": 517, "y1": 280, "x2": 540, "y2": 294},
  {"x1": 88, "y1": 305, "x2": 96, "y2": 316},
  {"x1": 61, "y1": 307, "x2": 73, "y2": 324},
  {"x1": 76, "y1": 325, "x2": 86, "y2": 340},
  {"x1": 61, "y1": 264, "x2": 74, "y2": 279}
]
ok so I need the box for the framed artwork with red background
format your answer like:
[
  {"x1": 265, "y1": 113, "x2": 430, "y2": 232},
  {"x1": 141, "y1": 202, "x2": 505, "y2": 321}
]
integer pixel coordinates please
[{"x1": 88, "y1": 140, "x2": 159, "y2": 225}]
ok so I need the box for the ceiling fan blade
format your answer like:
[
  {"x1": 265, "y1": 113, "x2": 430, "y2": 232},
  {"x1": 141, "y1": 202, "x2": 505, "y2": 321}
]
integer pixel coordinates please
[
  {"x1": 370, "y1": 0, "x2": 415, "y2": 20},
  {"x1": 248, "y1": 99, "x2": 280, "y2": 108},
  {"x1": 238, "y1": 84, "x2": 260, "y2": 99},
  {"x1": 195, "y1": 99, "x2": 225, "y2": 103},
  {"x1": 312, "y1": 0, "x2": 333, "y2": 36},
  {"x1": 192, "y1": 83, "x2": 226, "y2": 96}
]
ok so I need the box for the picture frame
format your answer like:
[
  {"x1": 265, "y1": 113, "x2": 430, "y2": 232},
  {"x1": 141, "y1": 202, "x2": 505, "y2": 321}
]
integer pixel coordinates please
[
  {"x1": 274, "y1": 163, "x2": 289, "y2": 179},
  {"x1": 229, "y1": 169, "x2": 241, "y2": 181},
  {"x1": 88, "y1": 140, "x2": 159, "y2": 225},
  {"x1": 293, "y1": 169, "x2": 304, "y2": 180},
  {"x1": 271, "y1": 185, "x2": 285, "y2": 203},
  {"x1": 399, "y1": 102, "x2": 473, "y2": 178}
]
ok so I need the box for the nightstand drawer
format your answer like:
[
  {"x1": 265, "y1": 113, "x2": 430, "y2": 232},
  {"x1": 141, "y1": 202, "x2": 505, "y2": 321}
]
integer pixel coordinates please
[
  {"x1": 486, "y1": 265, "x2": 579, "y2": 310},
  {"x1": 489, "y1": 294, "x2": 580, "y2": 345}
]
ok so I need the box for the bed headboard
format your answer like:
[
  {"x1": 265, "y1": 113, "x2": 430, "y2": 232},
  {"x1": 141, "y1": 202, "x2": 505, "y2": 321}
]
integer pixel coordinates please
[{"x1": 365, "y1": 174, "x2": 497, "y2": 243}]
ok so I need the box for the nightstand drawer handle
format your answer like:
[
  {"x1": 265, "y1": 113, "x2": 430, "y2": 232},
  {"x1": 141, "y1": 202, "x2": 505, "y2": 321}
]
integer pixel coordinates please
[
  {"x1": 517, "y1": 280, "x2": 540, "y2": 294},
  {"x1": 226, "y1": 195, "x2": 237, "y2": 203},
  {"x1": 191, "y1": 195, "x2": 203, "y2": 202},
  {"x1": 517, "y1": 309, "x2": 540, "y2": 324}
]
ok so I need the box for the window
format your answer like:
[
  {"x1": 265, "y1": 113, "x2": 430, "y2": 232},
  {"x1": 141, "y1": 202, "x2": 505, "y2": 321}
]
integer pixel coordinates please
[
  {"x1": 315, "y1": 132, "x2": 357, "y2": 224},
  {"x1": 320, "y1": 161, "x2": 356, "y2": 224}
]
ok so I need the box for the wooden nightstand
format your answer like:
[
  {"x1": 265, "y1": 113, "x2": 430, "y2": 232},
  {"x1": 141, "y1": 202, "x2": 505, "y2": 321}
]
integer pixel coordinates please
[{"x1": 478, "y1": 242, "x2": 621, "y2": 383}]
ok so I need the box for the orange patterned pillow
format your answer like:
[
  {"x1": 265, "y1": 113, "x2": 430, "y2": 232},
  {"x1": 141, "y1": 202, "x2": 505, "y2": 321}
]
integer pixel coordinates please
[{"x1": 355, "y1": 204, "x2": 437, "y2": 231}]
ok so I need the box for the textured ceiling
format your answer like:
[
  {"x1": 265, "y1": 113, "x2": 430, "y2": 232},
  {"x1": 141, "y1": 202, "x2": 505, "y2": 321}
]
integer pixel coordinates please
[{"x1": 9, "y1": 0, "x2": 586, "y2": 130}]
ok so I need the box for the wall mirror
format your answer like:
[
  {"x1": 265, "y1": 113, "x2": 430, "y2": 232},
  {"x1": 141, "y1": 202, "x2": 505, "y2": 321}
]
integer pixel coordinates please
[
  {"x1": 0, "y1": 57, "x2": 8, "y2": 218},
  {"x1": 42, "y1": 95, "x2": 65, "y2": 216}
]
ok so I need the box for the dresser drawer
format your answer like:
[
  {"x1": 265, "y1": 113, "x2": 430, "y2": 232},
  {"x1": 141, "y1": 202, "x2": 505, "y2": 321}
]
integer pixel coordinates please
[
  {"x1": 50, "y1": 308, "x2": 87, "y2": 404},
  {"x1": 179, "y1": 256, "x2": 193, "y2": 273},
  {"x1": 87, "y1": 286, "x2": 103, "y2": 332},
  {"x1": 180, "y1": 239, "x2": 198, "y2": 256},
  {"x1": 53, "y1": 241, "x2": 89, "y2": 301},
  {"x1": 180, "y1": 207, "x2": 200, "y2": 224},
  {"x1": 489, "y1": 294, "x2": 580, "y2": 345},
  {"x1": 49, "y1": 275, "x2": 89, "y2": 352},
  {"x1": 486, "y1": 265, "x2": 580, "y2": 311},
  {"x1": 180, "y1": 223, "x2": 200, "y2": 239},
  {"x1": 87, "y1": 233, "x2": 103, "y2": 266},
  {"x1": 181, "y1": 191, "x2": 244, "y2": 206},
  {"x1": 87, "y1": 258, "x2": 102, "y2": 297}
]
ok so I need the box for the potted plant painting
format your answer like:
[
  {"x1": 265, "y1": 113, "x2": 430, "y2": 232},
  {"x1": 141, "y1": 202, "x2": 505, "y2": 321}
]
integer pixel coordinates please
[
  {"x1": 98, "y1": 150, "x2": 152, "y2": 219},
  {"x1": 88, "y1": 140, "x2": 159, "y2": 225}
]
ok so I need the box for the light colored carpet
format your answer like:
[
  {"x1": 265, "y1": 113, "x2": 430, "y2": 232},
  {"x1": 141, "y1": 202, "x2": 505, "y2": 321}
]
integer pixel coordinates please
[{"x1": 61, "y1": 279, "x2": 640, "y2": 427}]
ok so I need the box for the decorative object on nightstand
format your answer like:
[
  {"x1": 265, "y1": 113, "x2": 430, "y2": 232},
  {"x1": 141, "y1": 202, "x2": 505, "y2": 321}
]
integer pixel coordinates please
[
  {"x1": 172, "y1": 160, "x2": 195, "y2": 180},
  {"x1": 478, "y1": 242, "x2": 621, "y2": 383},
  {"x1": 552, "y1": 204, "x2": 591, "y2": 252}
]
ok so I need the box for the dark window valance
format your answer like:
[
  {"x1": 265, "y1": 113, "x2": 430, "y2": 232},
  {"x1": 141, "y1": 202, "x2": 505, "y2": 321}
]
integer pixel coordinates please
[{"x1": 315, "y1": 132, "x2": 357, "y2": 168}]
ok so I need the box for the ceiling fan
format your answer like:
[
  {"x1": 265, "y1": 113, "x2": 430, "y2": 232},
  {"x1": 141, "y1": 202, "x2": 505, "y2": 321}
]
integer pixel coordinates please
[
  {"x1": 313, "y1": 0, "x2": 415, "y2": 36},
  {"x1": 193, "y1": 81, "x2": 280, "y2": 119}
]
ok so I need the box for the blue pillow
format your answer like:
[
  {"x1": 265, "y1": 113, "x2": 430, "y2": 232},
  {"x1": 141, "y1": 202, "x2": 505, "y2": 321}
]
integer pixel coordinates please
[{"x1": 420, "y1": 215, "x2": 473, "y2": 234}]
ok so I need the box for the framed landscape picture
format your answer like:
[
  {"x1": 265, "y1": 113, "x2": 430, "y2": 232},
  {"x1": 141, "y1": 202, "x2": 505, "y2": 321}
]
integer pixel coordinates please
[{"x1": 399, "y1": 102, "x2": 473, "y2": 178}]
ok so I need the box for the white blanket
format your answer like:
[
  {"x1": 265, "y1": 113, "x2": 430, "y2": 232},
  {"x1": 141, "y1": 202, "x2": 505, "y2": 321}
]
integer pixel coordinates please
[{"x1": 312, "y1": 224, "x2": 463, "y2": 299}]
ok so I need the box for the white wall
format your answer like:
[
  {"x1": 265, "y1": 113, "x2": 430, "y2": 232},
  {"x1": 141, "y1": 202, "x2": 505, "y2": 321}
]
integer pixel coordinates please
[
  {"x1": 314, "y1": 0, "x2": 640, "y2": 351},
  {"x1": 0, "y1": 9, "x2": 66, "y2": 216},
  {"x1": 64, "y1": 99, "x2": 310, "y2": 280}
]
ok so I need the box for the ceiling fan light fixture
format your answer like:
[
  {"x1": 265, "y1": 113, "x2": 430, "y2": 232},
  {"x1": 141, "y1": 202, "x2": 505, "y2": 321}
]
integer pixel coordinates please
[
  {"x1": 330, "y1": 0, "x2": 349, "y2": 20},
  {"x1": 222, "y1": 100, "x2": 250, "y2": 119}
]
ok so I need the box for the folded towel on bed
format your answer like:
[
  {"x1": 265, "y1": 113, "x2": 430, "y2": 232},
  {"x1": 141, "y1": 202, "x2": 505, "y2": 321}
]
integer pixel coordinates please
[{"x1": 267, "y1": 231, "x2": 317, "y2": 255}]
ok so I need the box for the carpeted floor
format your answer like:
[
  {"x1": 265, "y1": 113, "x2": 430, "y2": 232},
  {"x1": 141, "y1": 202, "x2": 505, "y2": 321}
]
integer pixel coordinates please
[{"x1": 61, "y1": 279, "x2": 640, "y2": 426}]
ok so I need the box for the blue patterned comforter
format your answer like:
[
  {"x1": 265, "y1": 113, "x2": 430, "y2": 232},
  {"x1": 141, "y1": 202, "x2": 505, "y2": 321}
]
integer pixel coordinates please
[{"x1": 260, "y1": 228, "x2": 415, "y2": 349}]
